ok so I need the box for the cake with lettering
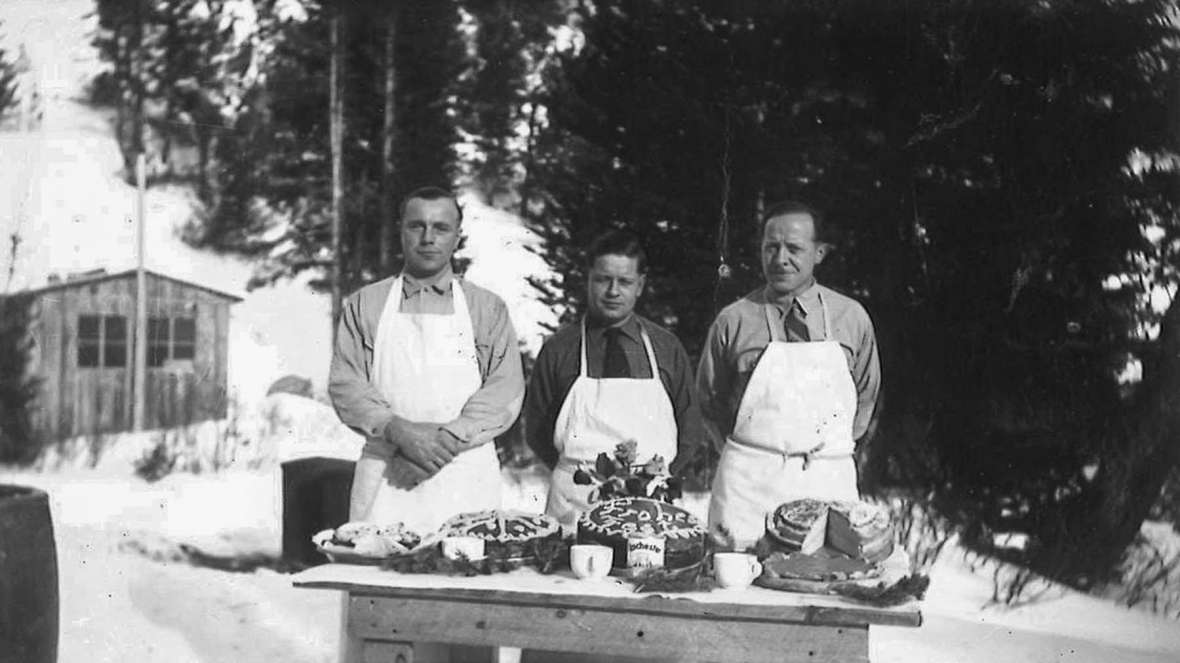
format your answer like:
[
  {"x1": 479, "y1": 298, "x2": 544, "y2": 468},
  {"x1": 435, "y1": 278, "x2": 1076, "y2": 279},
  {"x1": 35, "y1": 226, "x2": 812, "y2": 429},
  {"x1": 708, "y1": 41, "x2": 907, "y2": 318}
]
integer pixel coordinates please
[
  {"x1": 577, "y1": 497, "x2": 707, "y2": 571},
  {"x1": 438, "y1": 510, "x2": 562, "y2": 559}
]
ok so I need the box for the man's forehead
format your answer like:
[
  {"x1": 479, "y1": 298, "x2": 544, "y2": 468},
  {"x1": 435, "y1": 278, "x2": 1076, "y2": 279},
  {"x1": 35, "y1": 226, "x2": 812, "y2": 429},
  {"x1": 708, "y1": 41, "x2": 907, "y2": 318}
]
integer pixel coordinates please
[
  {"x1": 403, "y1": 197, "x2": 460, "y2": 222},
  {"x1": 590, "y1": 253, "x2": 642, "y2": 275},
  {"x1": 764, "y1": 212, "x2": 816, "y2": 242}
]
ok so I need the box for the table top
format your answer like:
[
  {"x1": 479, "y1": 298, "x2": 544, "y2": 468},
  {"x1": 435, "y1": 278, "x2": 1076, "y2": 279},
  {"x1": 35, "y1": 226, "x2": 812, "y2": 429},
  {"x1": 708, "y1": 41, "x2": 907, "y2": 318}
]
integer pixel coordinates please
[{"x1": 293, "y1": 563, "x2": 922, "y2": 628}]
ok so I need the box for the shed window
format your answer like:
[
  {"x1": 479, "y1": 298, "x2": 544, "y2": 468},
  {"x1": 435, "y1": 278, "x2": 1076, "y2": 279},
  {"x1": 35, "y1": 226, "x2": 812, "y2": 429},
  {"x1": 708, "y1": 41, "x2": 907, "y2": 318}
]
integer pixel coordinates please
[
  {"x1": 77, "y1": 314, "x2": 128, "y2": 368},
  {"x1": 148, "y1": 316, "x2": 197, "y2": 367}
]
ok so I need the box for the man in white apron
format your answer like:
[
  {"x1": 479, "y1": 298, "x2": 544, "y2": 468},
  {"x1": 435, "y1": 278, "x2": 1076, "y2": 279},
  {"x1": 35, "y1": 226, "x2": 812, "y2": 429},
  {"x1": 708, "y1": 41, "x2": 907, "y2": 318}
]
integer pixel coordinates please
[
  {"x1": 328, "y1": 187, "x2": 525, "y2": 535},
  {"x1": 698, "y1": 201, "x2": 881, "y2": 551},
  {"x1": 525, "y1": 231, "x2": 707, "y2": 533}
]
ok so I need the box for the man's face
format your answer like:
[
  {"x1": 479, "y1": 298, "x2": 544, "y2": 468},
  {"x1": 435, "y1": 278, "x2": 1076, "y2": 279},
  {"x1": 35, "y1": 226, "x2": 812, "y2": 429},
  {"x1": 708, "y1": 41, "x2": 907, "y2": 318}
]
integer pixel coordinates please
[
  {"x1": 586, "y1": 254, "x2": 645, "y2": 325},
  {"x1": 400, "y1": 197, "x2": 461, "y2": 278},
  {"x1": 761, "y1": 212, "x2": 827, "y2": 298}
]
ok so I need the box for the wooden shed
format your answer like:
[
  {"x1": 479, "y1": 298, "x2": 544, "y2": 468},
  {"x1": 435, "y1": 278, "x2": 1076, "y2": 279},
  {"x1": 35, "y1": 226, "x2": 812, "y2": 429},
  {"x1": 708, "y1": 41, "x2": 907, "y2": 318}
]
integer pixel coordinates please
[{"x1": 13, "y1": 268, "x2": 241, "y2": 439}]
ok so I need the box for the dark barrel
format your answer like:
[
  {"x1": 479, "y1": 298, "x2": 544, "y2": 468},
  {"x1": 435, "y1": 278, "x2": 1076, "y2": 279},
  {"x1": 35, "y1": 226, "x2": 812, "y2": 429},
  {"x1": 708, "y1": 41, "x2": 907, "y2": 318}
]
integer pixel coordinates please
[{"x1": 0, "y1": 485, "x2": 59, "y2": 663}]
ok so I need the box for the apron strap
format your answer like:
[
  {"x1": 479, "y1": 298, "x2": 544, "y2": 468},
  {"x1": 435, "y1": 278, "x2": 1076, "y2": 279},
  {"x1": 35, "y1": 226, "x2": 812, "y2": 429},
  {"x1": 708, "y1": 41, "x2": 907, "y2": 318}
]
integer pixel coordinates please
[
  {"x1": 578, "y1": 320, "x2": 590, "y2": 378},
  {"x1": 578, "y1": 317, "x2": 663, "y2": 380}
]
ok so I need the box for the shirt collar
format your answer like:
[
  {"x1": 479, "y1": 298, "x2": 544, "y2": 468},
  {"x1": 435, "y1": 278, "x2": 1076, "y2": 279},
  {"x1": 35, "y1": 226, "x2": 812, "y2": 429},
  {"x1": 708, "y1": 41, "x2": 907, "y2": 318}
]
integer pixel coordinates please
[
  {"x1": 402, "y1": 266, "x2": 454, "y2": 297},
  {"x1": 586, "y1": 313, "x2": 643, "y2": 343},
  {"x1": 763, "y1": 280, "x2": 821, "y2": 317}
]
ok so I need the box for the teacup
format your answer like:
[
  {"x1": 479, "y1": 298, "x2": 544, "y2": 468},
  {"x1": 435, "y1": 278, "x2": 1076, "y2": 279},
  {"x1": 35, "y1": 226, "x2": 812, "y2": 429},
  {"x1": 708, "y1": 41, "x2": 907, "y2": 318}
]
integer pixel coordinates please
[
  {"x1": 441, "y1": 536, "x2": 486, "y2": 561},
  {"x1": 570, "y1": 544, "x2": 613, "y2": 580},
  {"x1": 713, "y1": 552, "x2": 763, "y2": 589}
]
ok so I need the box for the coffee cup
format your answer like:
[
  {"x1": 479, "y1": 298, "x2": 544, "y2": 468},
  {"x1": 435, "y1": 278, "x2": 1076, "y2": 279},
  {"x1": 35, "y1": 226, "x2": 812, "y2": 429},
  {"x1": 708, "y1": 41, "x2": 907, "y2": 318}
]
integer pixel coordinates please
[
  {"x1": 441, "y1": 536, "x2": 486, "y2": 561},
  {"x1": 713, "y1": 552, "x2": 763, "y2": 589},
  {"x1": 570, "y1": 544, "x2": 613, "y2": 580}
]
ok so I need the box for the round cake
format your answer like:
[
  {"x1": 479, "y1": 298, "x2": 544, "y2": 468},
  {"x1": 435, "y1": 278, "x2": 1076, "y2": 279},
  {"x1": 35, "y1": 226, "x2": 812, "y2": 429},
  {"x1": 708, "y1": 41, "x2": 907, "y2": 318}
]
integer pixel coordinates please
[
  {"x1": 764, "y1": 499, "x2": 894, "y2": 564},
  {"x1": 577, "y1": 497, "x2": 707, "y2": 571},
  {"x1": 438, "y1": 510, "x2": 561, "y2": 559}
]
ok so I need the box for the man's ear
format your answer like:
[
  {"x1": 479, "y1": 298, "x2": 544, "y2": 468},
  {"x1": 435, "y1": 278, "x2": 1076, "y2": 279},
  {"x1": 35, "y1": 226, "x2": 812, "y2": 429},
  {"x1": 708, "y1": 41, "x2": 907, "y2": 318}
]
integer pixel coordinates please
[
  {"x1": 636, "y1": 273, "x2": 647, "y2": 297},
  {"x1": 815, "y1": 242, "x2": 831, "y2": 264}
]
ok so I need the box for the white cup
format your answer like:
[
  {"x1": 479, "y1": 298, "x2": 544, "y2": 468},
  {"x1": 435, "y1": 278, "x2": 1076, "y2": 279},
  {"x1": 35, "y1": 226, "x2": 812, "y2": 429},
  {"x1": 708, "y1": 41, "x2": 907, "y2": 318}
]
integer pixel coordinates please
[
  {"x1": 441, "y1": 536, "x2": 486, "y2": 561},
  {"x1": 570, "y1": 544, "x2": 613, "y2": 580},
  {"x1": 714, "y1": 552, "x2": 763, "y2": 589}
]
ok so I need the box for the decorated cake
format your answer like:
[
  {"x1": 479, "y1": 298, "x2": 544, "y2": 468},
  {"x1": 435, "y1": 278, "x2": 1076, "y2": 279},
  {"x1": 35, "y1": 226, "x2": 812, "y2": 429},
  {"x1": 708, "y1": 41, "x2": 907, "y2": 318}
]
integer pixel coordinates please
[
  {"x1": 577, "y1": 497, "x2": 707, "y2": 571},
  {"x1": 765, "y1": 499, "x2": 894, "y2": 564},
  {"x1": 312, "y1": 521, "x2": 422, "y2": 558},
  {"x1": 438, "y1": 510, "x2": 562, "y2": 559}
]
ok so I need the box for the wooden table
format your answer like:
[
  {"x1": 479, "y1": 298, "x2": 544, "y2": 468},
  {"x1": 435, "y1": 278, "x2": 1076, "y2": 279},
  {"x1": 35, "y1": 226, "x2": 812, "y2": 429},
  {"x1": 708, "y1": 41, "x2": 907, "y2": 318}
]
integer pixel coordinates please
[{"x1": 293, "y1": 564, "x2": 921, "y2": 663}]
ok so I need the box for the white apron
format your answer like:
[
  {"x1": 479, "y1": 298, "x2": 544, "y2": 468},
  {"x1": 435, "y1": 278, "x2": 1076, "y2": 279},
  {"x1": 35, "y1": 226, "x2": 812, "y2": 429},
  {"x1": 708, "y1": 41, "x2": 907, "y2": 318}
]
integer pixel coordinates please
[
  {"x1": 348, "y1": 276, "x2": 501, "y2": 533},
  {"x1": 545, "y1": 320, "x2": 678, "y2": 532},
  {"x1": 707, "y1": 293, "x2": 860, "y2": 551}
]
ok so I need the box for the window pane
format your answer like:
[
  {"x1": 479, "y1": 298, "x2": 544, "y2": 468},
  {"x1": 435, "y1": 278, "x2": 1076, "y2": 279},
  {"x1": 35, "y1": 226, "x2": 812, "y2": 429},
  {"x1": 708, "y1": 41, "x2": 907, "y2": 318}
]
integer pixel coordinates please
[
  {"x1": 173, "y1": 318, "x2": 196, "y2": 344},
  {"x1": 78, "y1": 342, "x2": 99, "y2": 367},
  {"x1": 148, "y1": 317, "x2": 169, "y2": 367},
  {"x1": 103, "y1": 316, "x2": 128, "y2": 367},
  {"x1": 105, "y1": 315, "x2": 126, "y2": 340},
  {"x1": 148, "y1": 317, "x2": 169, "y2": 344},
  {"x1": 104, "y1": 342, "x2": 127, "y2": 367},
  {"x1": 172, "y1": 343, "x2": 195, "y2": 360},
  {"x1": 78, "y1": 315, "x2": 101, "y2": 340}
]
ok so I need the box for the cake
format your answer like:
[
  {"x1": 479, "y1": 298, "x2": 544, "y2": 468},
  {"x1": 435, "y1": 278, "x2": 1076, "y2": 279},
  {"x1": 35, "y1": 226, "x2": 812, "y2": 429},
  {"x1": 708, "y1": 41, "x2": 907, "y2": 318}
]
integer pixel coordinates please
[
  {"x1": 438, "y1": 510, "x2": 562, "y2": 559},
  {"x1": 577, "y1": 497, "x2": 707, "y2": 571},
  {"x1": 765, "y1": 498, "x2": 829, "y2": 554},
  {"x1": 760, "y1": 550, "x2": 879, "y2": 582},
  {"x1": 827, "y1": 500, "x2": 894, "y2": 563},
  {"x1": 764, "y1": 499, "x2": 895, "y2": 563}
]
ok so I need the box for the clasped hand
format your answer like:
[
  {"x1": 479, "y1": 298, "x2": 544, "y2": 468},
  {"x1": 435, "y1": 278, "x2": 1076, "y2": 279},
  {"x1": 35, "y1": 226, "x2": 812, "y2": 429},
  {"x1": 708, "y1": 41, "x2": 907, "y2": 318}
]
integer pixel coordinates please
[{"x1": 383, "y1": 419, "x2": 464, "y2": 487}]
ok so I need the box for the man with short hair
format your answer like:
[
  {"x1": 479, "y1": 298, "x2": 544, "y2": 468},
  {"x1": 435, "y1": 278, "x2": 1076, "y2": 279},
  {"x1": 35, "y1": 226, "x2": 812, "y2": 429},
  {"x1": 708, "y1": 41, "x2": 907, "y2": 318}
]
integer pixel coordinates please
[
  {"x1": 699, "y1": 201, "x2": 881, "y2": 551},
  {"x1": 525, "y1": 230, "x2": 706, "y2": 531},
  {"x1": 329, "y1": 186, "x2": 524, "y2": 532}
]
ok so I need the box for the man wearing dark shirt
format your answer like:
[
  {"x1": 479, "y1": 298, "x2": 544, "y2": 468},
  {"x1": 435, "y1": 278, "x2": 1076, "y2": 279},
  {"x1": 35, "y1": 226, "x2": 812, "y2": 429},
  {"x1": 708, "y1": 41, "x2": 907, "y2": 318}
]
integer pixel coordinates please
[{"x1": 525, "y1": 230, "x2": 706, "y2": 530}]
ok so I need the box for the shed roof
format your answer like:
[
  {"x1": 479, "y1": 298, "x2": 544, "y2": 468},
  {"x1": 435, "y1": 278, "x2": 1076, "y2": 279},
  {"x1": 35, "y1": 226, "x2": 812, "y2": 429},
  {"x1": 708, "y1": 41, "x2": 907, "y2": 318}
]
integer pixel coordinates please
[{"x1": 9, "y1": 269, "x2": 245, "y2": 303}]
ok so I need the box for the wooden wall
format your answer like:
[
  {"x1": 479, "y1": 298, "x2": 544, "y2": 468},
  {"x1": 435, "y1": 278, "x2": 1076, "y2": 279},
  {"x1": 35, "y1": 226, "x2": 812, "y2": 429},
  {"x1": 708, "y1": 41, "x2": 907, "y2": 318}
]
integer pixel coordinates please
[{"x1": 26, "y1": 274, "x2": 234, "y2": 439}]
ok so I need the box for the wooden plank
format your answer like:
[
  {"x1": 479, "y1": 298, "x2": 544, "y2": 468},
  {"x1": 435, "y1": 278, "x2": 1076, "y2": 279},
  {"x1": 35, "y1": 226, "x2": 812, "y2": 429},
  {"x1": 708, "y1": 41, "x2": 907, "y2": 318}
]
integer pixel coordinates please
[
  {"x1": 347, "y1": 595, "x2": 868, "y2": 663},
  {"x1": 296, "y1": 578, "x2": 919, "y2": 629}
]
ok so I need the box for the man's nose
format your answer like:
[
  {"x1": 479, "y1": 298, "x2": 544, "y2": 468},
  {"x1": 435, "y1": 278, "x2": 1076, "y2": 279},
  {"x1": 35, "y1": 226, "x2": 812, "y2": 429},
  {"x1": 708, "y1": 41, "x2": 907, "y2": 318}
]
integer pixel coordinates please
[
  {"x1": 606, "y1": 281, "x2": 620, "y2": 296},
  {"x1": 422, "y1": 228, "x2": 436, "y2": 244}
]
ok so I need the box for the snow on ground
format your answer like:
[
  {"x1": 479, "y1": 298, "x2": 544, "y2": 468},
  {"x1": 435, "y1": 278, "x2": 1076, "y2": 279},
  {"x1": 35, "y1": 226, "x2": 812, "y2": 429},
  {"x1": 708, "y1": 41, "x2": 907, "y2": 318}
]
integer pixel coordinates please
[{"x1": 4, "y1": 461, "x2": 1180, "y2": 663}]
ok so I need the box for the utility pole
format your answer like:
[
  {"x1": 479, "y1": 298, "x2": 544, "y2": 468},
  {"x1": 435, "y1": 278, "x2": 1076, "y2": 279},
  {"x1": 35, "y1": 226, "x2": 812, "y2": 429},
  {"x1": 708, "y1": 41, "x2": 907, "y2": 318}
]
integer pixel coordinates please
[
  {"x1": 379, "y1": 4, "x2": 398, "y2": 274},
  {"x1": 330, "y1": 11, "x2": 346, "y2": 343},
  {"x1": 133, "y1": 153, "x2": 148, "y2": 431}
]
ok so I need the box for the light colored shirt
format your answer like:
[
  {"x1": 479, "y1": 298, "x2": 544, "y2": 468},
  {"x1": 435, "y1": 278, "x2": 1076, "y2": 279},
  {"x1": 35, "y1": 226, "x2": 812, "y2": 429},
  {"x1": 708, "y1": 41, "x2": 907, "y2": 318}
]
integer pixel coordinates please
[
  {"x1": 696, "y1": 282, "x2": 881, "y2": 447},
  {"x1": 328, "y1": 267, "x2": 525, "y2": 446}
]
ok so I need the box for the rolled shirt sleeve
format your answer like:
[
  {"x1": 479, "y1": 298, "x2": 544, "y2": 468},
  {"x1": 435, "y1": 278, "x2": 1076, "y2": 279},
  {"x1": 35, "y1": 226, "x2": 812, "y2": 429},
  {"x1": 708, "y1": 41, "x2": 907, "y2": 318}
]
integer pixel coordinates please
[
  {"x1": 524, "y1": 339, "x2": 562, "y2": 469},
  {"x1": 441, "y1": 293, "x2": 525, "y2": 447},
  {"x1": 696, "y1": 312, "x2": 737, "y2": 454},
  {"x1": 850, "y1": 308, "x2": 881, "y2": 443},
  {"x1": 328, "y1": 287, "x2": 395, "y2": 439}
]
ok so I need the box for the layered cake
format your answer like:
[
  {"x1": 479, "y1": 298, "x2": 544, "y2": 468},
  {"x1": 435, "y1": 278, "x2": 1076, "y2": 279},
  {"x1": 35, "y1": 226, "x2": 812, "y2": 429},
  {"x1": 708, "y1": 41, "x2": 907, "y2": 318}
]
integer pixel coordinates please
[
  {"x1": 577, "y1": 497, "x2": 707, "y2": 571},
  {"x1": 764, "y1": 499, "x2": 894, "y2": 563},
  {"x1": 827, "y1": 500, "x2": 894, "y2": 563},
  {"x1": 439, "y1": 510, "x2": 562, "y2": 558},
  {"x1": 760, "y1": 550, "x2": 879, "y2": 582},
  {"x1": 765, "y1": 498, "x2": 830, "y2": 554}
]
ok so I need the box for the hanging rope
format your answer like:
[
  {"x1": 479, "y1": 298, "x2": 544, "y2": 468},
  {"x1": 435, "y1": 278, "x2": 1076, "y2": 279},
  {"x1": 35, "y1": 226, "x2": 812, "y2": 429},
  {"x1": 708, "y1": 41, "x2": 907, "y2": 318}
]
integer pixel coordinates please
[{"x1": 713, "y1": 106, "x2": 734, "y2": 306}]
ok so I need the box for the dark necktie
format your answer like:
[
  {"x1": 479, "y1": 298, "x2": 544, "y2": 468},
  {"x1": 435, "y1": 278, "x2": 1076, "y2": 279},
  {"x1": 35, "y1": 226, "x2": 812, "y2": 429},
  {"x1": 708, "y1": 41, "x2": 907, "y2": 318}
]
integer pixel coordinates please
[
  {"x1": 785, "y1": 300, "x2": 810, "y2": 342},
  {"x1": 602, "y1": 327, "x2": 630, "y2": 378}
]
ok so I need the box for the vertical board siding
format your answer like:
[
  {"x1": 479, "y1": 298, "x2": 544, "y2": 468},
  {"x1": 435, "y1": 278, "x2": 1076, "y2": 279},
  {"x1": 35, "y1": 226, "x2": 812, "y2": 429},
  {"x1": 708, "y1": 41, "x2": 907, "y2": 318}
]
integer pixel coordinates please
[{"x1": 26, "y1": 273, "x2": 237, "y2": 439}]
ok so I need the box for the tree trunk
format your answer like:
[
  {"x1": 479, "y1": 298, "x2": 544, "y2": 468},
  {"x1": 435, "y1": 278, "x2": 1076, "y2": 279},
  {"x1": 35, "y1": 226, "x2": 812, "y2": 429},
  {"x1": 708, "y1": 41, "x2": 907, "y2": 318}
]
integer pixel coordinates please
[
  {"x1": 1089, "y1": 296, "x2": 1180, "y2": 570},
  {"x1": 329, "y1": 12, "x2": 346, "y2": 340},
  {"x1": 378, "y1": 5, "x2": 398, "y2": 275}
]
